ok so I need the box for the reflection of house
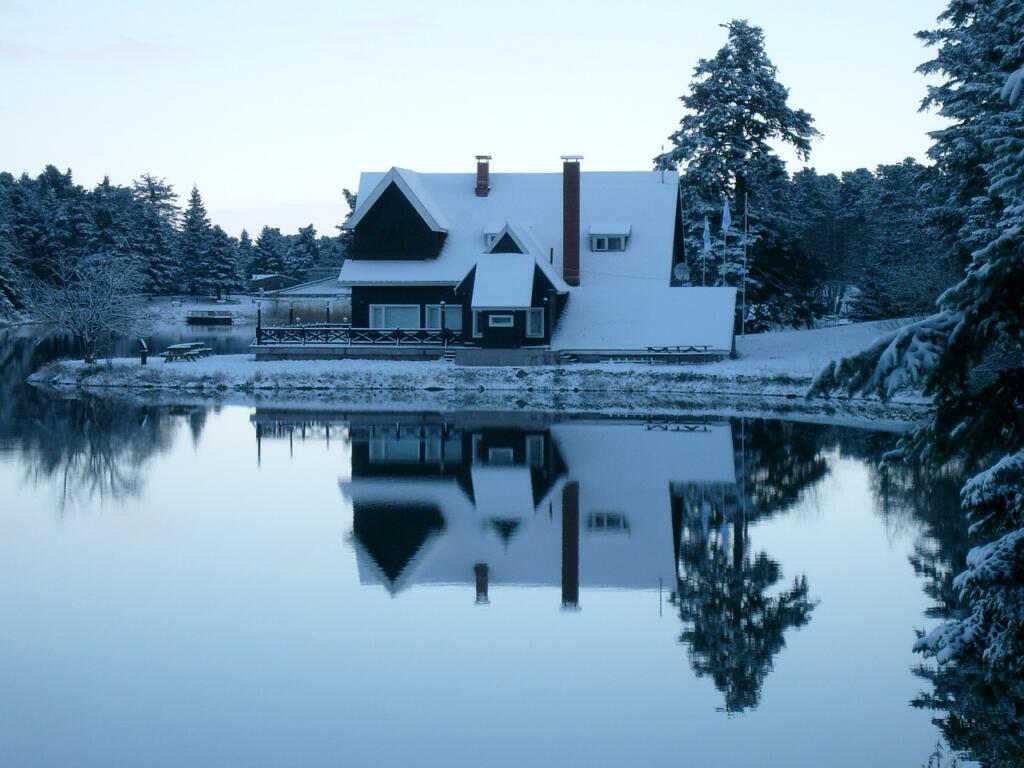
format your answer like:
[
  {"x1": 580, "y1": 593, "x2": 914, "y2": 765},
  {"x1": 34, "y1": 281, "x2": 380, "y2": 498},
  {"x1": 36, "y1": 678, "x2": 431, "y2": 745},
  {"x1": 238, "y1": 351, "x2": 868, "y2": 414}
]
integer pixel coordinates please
[{"x1": 339, "y1": 415, "x2": 737, "y2": 605}]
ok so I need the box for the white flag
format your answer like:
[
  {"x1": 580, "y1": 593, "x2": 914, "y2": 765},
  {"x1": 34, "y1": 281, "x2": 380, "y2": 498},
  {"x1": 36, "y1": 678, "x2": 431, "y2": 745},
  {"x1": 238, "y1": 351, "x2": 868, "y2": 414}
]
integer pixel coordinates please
[
  {"x1": 721, "y1": 198, "x2": 732, "y2": 232},
  {"x1": 702, "y1": 216, "x2": 711, "y2": 254}
]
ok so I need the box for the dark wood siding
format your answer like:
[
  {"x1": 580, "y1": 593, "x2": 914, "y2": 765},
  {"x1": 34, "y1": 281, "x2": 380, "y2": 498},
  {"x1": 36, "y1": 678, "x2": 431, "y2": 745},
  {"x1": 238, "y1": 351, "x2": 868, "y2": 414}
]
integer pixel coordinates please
[
  {"x1": 455, "y1": 264, "x2": 567, "y2": 347},
  {"x1": 350, "y1": 182, "x2": 446, "y2": 260},
  {"x1": 351, "y1": 285, "x2": 467, "y2": 336},
  {"x1": 490, "y1": 232, "x2": 523, "y2": 253}
]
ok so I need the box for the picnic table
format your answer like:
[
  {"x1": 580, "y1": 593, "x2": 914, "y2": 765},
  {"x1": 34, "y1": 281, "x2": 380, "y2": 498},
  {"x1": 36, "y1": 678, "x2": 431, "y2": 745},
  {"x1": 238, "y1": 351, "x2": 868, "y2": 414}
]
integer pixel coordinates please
[{"x1": 161, "y1": 342, "x2": 214, "y2": 362}]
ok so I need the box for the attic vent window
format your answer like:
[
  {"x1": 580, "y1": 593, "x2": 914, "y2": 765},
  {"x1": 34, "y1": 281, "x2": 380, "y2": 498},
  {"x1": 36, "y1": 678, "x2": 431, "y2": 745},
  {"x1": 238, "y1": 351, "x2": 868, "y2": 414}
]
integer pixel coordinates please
[{"x1": 589, "y1": 222, "x2": 631, "y2": 252}]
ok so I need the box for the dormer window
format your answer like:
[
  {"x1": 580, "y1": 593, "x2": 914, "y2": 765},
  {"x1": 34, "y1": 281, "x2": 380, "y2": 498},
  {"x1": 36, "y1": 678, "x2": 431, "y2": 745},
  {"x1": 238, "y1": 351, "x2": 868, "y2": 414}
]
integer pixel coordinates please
[{"x1": 589, "y1": 222, "x2": 631, "y2": 252}]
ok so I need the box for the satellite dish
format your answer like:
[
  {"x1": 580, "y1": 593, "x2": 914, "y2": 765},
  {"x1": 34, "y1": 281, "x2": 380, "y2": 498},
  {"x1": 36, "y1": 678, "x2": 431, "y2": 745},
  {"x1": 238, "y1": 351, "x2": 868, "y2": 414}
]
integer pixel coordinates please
[{"x1": 673, "y1": 262, "x2": 691, "y2": 283}]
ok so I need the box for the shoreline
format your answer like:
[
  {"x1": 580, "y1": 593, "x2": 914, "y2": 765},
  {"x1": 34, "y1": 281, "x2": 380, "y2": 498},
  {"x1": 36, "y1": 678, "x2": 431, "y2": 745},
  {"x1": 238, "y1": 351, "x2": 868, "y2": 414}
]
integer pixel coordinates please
[{"x1": 28, "y1": 354, "x2": 929, "y2": 426}]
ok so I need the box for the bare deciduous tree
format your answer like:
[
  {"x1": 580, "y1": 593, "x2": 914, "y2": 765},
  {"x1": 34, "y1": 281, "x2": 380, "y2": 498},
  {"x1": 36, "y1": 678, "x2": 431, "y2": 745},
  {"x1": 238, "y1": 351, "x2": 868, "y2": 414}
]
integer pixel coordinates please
[{"x1": 26, "y1": 255, "x2": 151, "y2": 363}]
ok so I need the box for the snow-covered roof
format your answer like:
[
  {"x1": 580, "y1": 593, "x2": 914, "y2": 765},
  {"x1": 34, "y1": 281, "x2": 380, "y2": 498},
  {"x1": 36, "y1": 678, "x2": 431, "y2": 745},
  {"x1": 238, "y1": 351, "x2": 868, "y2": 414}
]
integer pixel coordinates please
[
  {"x1": 471, "y1": 254, "x2": 536, "y2": 309},
  {"x1": 339, "y1": 169, "x2": 679, "y2": 288},
  {"x1": 552, "y1": 286, "x2": 736, "y2": 352},
  {"x1": 344, "y1": 167, "x2": 450, "y2": 233},
  {"x1": 270, "y1": 277, "x2": 351, "y2": 297},
  {"x1": 470, "y1": 466, "x2": 536, "y2": 518},
  {"x1": 588, "y1": 221, "x2": 632, "y2": 237}
]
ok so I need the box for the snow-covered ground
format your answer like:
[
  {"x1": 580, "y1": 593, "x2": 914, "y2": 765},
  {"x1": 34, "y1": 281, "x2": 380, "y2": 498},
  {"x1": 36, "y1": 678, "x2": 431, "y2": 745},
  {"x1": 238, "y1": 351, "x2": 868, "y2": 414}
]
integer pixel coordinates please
[{"x1": 28, "y1": 319, "x2": 927, "y2": 423}]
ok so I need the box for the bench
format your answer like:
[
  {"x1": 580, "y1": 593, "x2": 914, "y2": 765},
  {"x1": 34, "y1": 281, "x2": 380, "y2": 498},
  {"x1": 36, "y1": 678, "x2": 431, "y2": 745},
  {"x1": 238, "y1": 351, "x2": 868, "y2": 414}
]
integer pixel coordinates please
[{"x1": 161, "y1": 343, "x2": 214, "y2": 362}]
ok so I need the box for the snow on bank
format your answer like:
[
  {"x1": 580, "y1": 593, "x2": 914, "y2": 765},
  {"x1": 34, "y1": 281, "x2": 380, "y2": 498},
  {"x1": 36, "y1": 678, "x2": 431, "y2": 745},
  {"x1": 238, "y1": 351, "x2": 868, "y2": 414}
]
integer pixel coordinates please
[{"x1": 27, "y1": 320, "x2": 927, "y2": 423}]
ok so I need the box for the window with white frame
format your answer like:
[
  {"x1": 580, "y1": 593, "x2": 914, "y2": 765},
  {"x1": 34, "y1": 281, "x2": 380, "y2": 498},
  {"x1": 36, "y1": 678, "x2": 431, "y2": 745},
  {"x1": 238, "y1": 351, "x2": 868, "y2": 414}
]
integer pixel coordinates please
[
  {"x1": 591, "y1": 235, "x2": 626, "y2": 252},
  {"x1": 369, "y1": 304, "x2": 420, "y2": 329},
  {"x1": 425, "y1": 304, "x2": 463, "y2": 331},
  {"x1": 488, "y1": 314, "x2": 514, "y2": 328},
  {"x1": 526, "y1": 307, "x2": 544, "y2": 338},
  {"x1": 472, "y1": 310, "x2": 482, "y2": 338},
  {"x1": 587, "y1": 512, "x2": 630, "y2": 533}
]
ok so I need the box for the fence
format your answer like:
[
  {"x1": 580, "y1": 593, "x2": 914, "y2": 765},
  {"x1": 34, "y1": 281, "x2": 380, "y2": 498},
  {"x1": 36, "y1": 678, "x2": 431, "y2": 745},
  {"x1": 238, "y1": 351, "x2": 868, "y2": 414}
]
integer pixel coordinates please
[{"x1": 255, "y1": 324, "x2": 466, "y2": 347}]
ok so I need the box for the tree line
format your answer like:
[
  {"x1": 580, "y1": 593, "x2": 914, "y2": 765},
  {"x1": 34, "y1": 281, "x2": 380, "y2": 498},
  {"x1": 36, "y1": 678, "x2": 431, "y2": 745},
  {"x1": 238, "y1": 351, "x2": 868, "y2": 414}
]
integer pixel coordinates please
[
  {"x1": 0, "y1": 168, "x2": 354, "y2": 315},
  {"x1": 656, "y1": 20, "x2": 960, "y2": 329}
]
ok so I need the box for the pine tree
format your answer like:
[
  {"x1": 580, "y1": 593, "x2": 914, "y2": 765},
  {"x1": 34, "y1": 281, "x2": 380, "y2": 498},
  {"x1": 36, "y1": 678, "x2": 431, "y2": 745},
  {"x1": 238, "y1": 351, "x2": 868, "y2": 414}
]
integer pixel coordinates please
[
  {"x1": 286, "y1": 224, "x2": 319, "y2": 279},
  {"x1": 811, "y1": 0, "x2": 1024, "y2": 673},
  {"x1": 178, "y1": 186, "x2": 212, "y2": 294},
  {"x1": 654, "y1": 19, "x2": 820, "y2": 314},
  {"x1": 202, "y1": 226, "x2": 239, "y2": 299},
  {"x1": 236, "y1": 229, "x2": 255, "y2": 287},
  {"x1": 252, "y1": 226, "x2": 286, "y2": 275},
  {"x1": 131, "y1": 174, "x2": 180, "y2": 294}
]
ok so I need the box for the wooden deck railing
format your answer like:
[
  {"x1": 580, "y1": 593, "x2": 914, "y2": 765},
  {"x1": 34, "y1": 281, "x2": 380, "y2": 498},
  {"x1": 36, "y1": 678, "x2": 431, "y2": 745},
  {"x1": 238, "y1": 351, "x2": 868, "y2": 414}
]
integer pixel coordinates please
[{"x1": 255, "y1": 324, "x2": 467, "y2": 347}]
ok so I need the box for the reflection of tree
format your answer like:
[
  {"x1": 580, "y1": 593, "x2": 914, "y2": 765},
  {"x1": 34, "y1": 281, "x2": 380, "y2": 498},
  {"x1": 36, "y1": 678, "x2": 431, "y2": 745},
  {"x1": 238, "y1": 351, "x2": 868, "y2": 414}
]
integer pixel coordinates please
[
  {"x1": 14, "y1": 393, "x2": 178, "y2": 509},
  {"x1": 862, "y1": 452, "x2": 1024, "y2": 766},
  {"x1": 1, "y1": 332, "x2": 181, "y2": 509},
  {"x1": 669, "y1": 419, "x2": 823, "y2": 713},
  {"x1": 670, "y1": 483, "x2": 815, "y2": 712}
]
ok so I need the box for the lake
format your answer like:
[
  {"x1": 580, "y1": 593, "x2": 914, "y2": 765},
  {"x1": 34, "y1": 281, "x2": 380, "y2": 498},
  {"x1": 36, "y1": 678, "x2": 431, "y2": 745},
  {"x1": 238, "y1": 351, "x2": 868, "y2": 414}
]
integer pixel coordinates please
[{"x1": 0, "y1": 328, "x2": 1012, "y2": 767}]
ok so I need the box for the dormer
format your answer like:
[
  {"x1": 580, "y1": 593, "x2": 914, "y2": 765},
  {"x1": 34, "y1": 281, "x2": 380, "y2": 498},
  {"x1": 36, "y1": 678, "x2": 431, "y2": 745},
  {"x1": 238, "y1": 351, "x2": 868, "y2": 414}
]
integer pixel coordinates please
[
  {"x1": 589, "y1": 222, "x2": 631, "y2": 252},
  {"x1": 344, "y1": 167, "x2": 449, "y2": 260},
  {"x1": 483, "y1": 222, "x2": 530, "y2": 254}
]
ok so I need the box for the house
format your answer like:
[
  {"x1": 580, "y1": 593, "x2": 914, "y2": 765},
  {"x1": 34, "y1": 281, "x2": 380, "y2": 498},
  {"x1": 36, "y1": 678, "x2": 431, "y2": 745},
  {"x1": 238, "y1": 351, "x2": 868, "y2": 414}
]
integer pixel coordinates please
[
  {"x1": 251, "y1": 273, "x2": 300, "y2": 293},
  {"x1": 254, "y1": 156, "x2": 736, "y2": 362},
  {"x1": 334, "y1": 413, "x2": 738, "y2": 603}
]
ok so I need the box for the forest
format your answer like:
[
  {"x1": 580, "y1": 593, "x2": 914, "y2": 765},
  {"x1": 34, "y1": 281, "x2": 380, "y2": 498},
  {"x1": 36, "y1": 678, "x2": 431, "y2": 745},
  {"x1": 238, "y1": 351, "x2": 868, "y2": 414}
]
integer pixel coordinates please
[
  {"x1": 0, "y1": 20, "x2": 963, "y2": 330},
  {"x1": 0, "y1": 170, "x2": 354, "y2": 312}
]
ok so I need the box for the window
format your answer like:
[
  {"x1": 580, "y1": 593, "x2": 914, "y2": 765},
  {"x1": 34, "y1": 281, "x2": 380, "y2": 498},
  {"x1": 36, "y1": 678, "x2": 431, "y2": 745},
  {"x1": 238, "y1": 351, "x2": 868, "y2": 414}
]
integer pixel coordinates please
[
  {"x1": 590, "y1": 235, "x2": 626, "y2": 252},
  {"x1": 488, "y1": 314, "x2": 514, "y2": 328},
  {"x1": 369, "y1": 304, "x2": 419, "y2": 329},
  {"x1": 472, "y1": 310, "x2": 483, "y2": 338},
  {"x1": 587, "y1": 512, "x2": 630, "y2": 533},
  {"x1": 525, "y1": 434, "x2": 545, "y2": 466},
  {"x1": 369, "y1": 436, "x2": 422, "y2": 463},
  {"x1": 426, "y1": 304, "x2": 463, "y2": 331},
  {"x1": 526, "y1": 308, "x2": 545, "y2": 338},
  {"x1": 488, "y1": 447, "x2": 515, "y2": 464}
]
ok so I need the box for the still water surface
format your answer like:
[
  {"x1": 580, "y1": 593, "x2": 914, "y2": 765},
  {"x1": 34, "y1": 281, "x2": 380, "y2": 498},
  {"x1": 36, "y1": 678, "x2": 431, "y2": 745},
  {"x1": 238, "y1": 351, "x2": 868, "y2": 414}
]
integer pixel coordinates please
[{"x1": 0, "y1": 328, "x2": 1003, "y2": 767}]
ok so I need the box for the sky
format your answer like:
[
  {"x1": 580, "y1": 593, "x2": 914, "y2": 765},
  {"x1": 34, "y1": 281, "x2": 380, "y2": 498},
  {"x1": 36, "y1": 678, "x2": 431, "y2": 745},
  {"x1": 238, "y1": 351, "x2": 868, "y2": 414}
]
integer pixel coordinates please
[{"x1": 1, "y1": 0, "x2": 948, "y2": 236}]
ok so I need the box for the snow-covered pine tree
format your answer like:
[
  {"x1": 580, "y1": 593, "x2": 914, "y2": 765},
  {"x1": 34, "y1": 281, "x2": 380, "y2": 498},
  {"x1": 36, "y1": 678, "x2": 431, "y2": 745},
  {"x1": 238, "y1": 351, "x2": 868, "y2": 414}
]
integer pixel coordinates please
[
  {"x1": 810, "y1": 0, "x2": 1024, "y2": 673},
  {"x1": 236, "y1": 229, "x2": 255, "y2": 287},
  {"x1": 131, "y1": 174, "x2": 180, "y2": 294},
  {"x1": 286, "y1": 224, "x2": 319, "y2": 280},
  {"x1": 252, "y1": 226, "x2": 287, "y2": 275},
  {"x1": 178, "y1": 186, "x2": 212, "y2": 294},
  {"x1": 205, "y1": 225, "x2": 239, "y2": 299},
  {"x1": 654, "y1": 19, "x2": 819, "y2": 315}
]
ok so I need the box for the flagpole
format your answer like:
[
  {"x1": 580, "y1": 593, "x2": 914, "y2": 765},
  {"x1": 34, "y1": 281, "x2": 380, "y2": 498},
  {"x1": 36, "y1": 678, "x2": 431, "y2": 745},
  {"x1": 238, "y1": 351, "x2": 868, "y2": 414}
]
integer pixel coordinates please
[{"x1": 742, "y1": 192, "x2": 748, "y2": 338}]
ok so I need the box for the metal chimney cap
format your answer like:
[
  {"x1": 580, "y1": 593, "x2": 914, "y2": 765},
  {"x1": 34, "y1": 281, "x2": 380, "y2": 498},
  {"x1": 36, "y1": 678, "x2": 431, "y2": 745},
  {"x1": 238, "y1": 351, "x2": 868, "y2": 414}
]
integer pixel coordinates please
[
  {"x1": 475, "y1": 154, "x2": 492, "y2": 161},
  {"x1": 560, "y1": 154, "x2": 583, "y2": 161}
]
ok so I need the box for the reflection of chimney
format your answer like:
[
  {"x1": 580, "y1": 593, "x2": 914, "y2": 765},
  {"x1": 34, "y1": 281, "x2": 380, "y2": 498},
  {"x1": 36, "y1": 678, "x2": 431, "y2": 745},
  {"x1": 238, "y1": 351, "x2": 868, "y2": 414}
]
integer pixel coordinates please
[
  {"x1": 475, "y1": 155, "x2": 492, "y2": 197},
  {"x1": 474, "y1": 562, "x2": 490, "y2": 604},
  {"x1": 561, "y1": 155, "x2": 582, "y2": 286},
  {"x1": 561, "y1": 481, "x2": 580, "y2": 610}
]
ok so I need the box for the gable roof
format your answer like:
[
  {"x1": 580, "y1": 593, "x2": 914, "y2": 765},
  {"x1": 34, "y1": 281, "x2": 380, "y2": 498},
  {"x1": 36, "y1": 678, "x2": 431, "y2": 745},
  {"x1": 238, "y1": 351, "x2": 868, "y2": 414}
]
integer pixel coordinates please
[
  {"x1": 343, "y1": 167, "x2": 450, "y2": 233},
  {"x1": 338, "y1": 169, "x2": 679, "y2": 288}
]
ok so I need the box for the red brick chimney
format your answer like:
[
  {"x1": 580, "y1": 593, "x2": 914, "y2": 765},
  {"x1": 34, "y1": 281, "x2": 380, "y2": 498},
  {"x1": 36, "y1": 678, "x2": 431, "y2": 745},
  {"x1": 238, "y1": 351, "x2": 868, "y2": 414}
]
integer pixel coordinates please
[
  {"x1": 475, "y1": 155, "x2": 491, "y2": 197},
  {"x1": 561, "y1": 155, "x2": 582, "y2": 286}
]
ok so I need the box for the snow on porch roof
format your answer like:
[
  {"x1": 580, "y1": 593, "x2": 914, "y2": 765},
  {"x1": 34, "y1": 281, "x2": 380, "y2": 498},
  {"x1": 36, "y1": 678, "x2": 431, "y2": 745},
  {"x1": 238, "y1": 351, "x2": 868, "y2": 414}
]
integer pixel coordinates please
[
  {"x1": 552, "y1": 286, "x2": 737, "y2": 352},
  {"x1": 470, "y1": 466, "x2": 536, "y2": 519},
  {"x1": 470, "y1": 254, "x2": 536, "y2": 309}
]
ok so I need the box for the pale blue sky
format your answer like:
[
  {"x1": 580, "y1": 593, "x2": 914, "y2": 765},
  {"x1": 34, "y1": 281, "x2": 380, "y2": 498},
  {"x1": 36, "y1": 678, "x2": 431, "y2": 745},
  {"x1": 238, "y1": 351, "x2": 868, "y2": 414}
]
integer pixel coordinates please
[{"x1": 1, "y1": 0, "x2": 947, "y2": 236}]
